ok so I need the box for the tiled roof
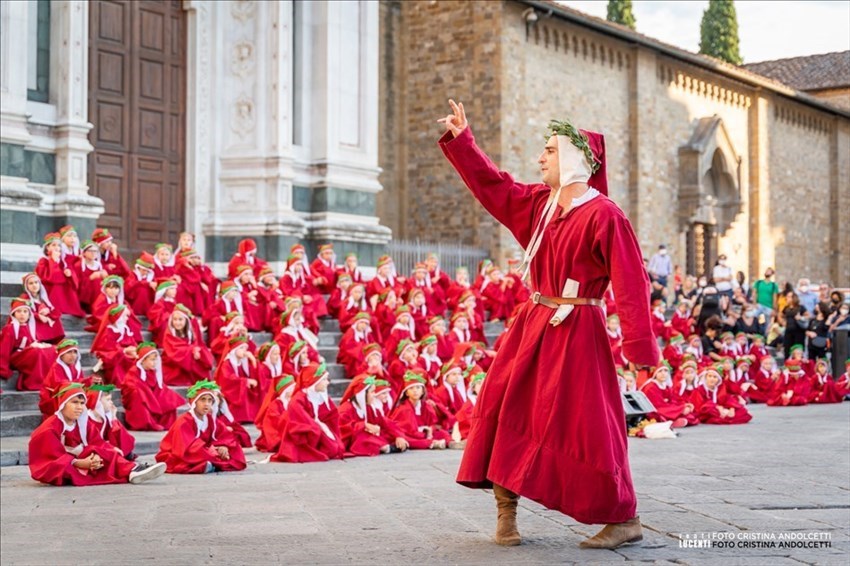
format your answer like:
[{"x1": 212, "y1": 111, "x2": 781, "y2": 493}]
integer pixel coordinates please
[{"x1": 743, "y1": 51, "x2": 850, "y2": 91}]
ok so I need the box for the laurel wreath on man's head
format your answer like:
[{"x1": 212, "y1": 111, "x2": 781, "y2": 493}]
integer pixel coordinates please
[{"x1": 545, "y1": 119, "x2": 600, "y2": 174}]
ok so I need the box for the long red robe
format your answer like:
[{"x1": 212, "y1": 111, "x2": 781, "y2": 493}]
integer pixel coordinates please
[
  {"x1": 271, "y1": 391, "x2": 345, "y2": 463},
  {"x1": 442, "y1": 128, "x2": 659, "y2": 524},
  {"x1": 89, "y1": 414, "x2": 137, "y2": 459},
  {"x1": 691, "y1": 385, "x2": 752, "y2": 424},
  {"x1": 640, "y1": 381, "x2": 699, "y2": 426},
  {"x1": 86, "y1": 294, "x2": 143, "y2": 340},
  {"x1": 808, "y1": 373, "x2": 845, "y2": 404},
  {"x1": 146, "y1": 298, "x2": 176, "y2": 344},
  {"x1": 120, "y1": 365, "x2": 185, "y2": 431},
  {"x1": 0, "y1": 322, "x2": 57, "y2": 391},
  {"x1": 90, "y1": 325, "x2": 137, "y2": 386},
  {"x1": 27, "y1": 296, "x2": 65, "y2": 343},
  {"x1": 767, "y1": 373, "x2": 812, "y2": 406},
  {"x1": 255, "y1": 396, "x2": 289, "y2": 453},
  {"x1": 161, "y1": 324, "x2": 215, "y2": 386},
  {"x1": 338, "y1": 401, "x2": 388, "y2": 457},
  {"x1": 155, "y1": 411, "x2": 247, "y2": 473},
  {"x1": 213, "y1": 357, "x2": 262, "y2": 423},
  {"x1": 124, "y1": 271, "x2": 155, "y2": 318},
  {"x1": 28, "y1": 415, "x2": 135, "y2": 485},
  {"x1": 175, "y1": 261, "x2": 216, "y2": 317},
  {"x1": 389, "y1": 398, "x2": 451, "y2": 449},
  {"x1": 36, "y1": 256, "x2": 85, "y2": 317},
  {"x1": 310, "y1": 258, "x2": 338, "y2": 295}
]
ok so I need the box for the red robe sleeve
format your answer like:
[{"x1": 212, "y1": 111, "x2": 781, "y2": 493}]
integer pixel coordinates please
[
  {"x1": 597, "y1": 211, "x2": 661, "y2": 367},
  {"x1": 27, "y1": 417, "x2": 78, "y2": 485},
  {"x1": 438, "y1": 128, "x2": 547, "y2": 249}
]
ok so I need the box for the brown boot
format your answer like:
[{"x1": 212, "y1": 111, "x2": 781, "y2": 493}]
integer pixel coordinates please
[
  {"x1": 493, "y1": 484, "x2": 522, "y2": 546},
  {"x1": 579, "y1": 516, "x2": 643, "y2": 549}
]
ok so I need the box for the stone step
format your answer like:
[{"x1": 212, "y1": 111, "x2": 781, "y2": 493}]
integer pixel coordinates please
[
  {"x1": 0, "y1": 411, "x2": 44, "y2": 438},
  {"x1": 319, "y1": 317, "x2": 340, "y2": 333}
]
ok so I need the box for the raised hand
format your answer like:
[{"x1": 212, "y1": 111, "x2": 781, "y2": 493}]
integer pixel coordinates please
[{"x1": 437, "y1": 99, "x2": 468, "y2": 138}]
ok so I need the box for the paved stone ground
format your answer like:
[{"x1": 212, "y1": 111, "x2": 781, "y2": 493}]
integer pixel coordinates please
[{"x1": 1, "y1": 403, "x2": 848, "y2": 565}]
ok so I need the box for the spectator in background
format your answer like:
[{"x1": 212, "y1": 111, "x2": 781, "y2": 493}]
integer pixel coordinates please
[
  {"x1": 648, "y1": 245, "x2": 673, "y2": 288},
  {"x1": 781, "y1": 292, "x2": 809, "y2": 357},
  {"x1": 735, "y1": 271, "x2": 751, "y2": 302},
  {"x1": 752, "y1": 268, "x2": 779, "y2": 325},
  {"x1": 827, "y1": 302, "x2": 849, "y2": 332},
  {"x1": 806, "y1": 302, "x2": 831, "y2": 361},
  {"x1": 817, "y1": 282, "x2": 831, "y2": 306},
  {"x1": 672, "y1": 265, "x2": 684, "y2": 304},
  {"x1": 796, "y1": 278, "x2": 819, "y2": 314},
  {"x1": 828, "y1": 290, "x2": 845, "y2": 314},
  {"x1": 777, "y1": 282, "x2": 794, "y2": 314},
  {"x1": 712, "y1": 255, "x2": 734, "y2": 300},
  {"x1": 678, "y1": 275, "x2": 698, "y2": 304}
]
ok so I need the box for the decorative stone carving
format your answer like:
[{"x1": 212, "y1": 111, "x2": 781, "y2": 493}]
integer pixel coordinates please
[
  {"x1": 230, "y1": 94, "x2": 255, "y2": 139},
  {"x1": 231, "y1": 40, "x2": 254, "y2": 78},
  {"x1": 230, "y1": 0, "x2": 255, "y2": 22}
]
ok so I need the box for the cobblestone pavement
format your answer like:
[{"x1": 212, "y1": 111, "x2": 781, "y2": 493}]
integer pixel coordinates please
[{"x1": 1, "y1": 403, "x2": 848, "y2": 565}]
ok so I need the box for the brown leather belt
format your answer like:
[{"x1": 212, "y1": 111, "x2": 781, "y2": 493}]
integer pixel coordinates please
[{"x1": 531, "y1": 291, "x2": 605, "y2": 309}]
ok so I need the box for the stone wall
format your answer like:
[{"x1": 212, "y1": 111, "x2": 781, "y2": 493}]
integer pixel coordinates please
[
  {"x1": 377, "y1": 0, "x2": 503, "y2": 252},
  {"x1": 766, "y1": 100, "x2": 834, "y2": 283}
]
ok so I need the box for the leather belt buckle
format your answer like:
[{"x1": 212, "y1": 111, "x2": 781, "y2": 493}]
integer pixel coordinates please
[{"x1": 531, "y1": 291, "x2": 541, "y2": 304}]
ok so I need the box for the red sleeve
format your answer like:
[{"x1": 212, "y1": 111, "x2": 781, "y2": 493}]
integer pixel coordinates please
[
  {"x1": 438, "y1": 128, "x2": 547, "y2": 249},
  {"x1": 27, "y1": 419, "x2": 77, "y2": 485},
  {"x1": 597, "y1": 208, "x2": 660, "y2": 367},
  {"x1": 36, "y1": 257, "x2": 65, "y2": 284}
]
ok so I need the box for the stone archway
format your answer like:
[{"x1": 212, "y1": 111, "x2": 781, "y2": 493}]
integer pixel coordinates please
[{"x1": 678, "y1": 116, "x2": 742, "y2": 277}]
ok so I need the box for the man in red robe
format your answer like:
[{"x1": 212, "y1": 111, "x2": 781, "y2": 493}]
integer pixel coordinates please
[{"x1": 439, "y1": 101, "x2": 659, "y2": 548}]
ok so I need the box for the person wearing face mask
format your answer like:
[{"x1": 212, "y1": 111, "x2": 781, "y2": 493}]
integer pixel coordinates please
[
  {"x1": 827, "y1": 301, "x2": 850, "y2": 332},
  {"x1": 752, "y1": 268, "x2": 779, "y2": 325},
  {"x1": 647, "y1": 245, "x2": 672, "y2": 289},
  {"x1": 734, "y1": 306, "x2": 763, "y2": 336},
  {"x1": 796, "y1": 278, "x2": 819, "y2": 314},
  {"x1": 711, "y1": 255, "x2": 733, "y2": 299},
  {"x1": 806, "y1": 302, "x2": 832, "y2": 361},
  {"x1": 828, "y1": 290, "x2": 845, "y2": 314}
]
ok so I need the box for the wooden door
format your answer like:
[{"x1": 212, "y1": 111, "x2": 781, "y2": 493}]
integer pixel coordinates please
[{"x1": 88, "y1": 0, "x2": 186, "y2": 257}]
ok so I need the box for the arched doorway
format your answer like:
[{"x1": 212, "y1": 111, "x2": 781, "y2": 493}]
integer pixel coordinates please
[{"x1": 678, "y1": 116, "x2": 742, "y2": 278}]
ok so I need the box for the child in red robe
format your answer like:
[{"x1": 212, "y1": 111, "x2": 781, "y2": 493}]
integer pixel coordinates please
[
  {"x1": 367, "y1": 255, "x2": 404, "y2": 309},
  {"x1": 254, "y1": 373, "x2": 296, "y2": 453},
  {"x1": 36, "y1": 232, "x2": 85, "y2": 317},
  {"x1": 175, "y1": 248, "x2": 217, "y2": 317},
  {"x1": 22, "y1": 272, "x2": 65, "y2": 343},
  {"x1": 457, "y1": 290, "x2": 487, "y2": 345},
  {"x1": 214, "y1": 336, "x2": 262, "y2": 423},
  {"x1": 479, "y1": 264, "x2": 511, "y2": 321},
  {"x1": 429, "y1": 316, "x2": 453, "y2": 360},
  {"x1": 339, "y1": 374, "x2": 399, "y2": 457},
  {"x1": 310, "y1": 243, "x2": 338, "y2": 295},
  {"x1": 73, "y1": 239, "x2": 110, "y2": 312},
  {"x1": 639, "y1": 363, "x2": 698, "y2": 428},
  {"x1": 86, "y1": 275, "x2": 143, "y2": 339},
  {"x1": 670, "y1": 301, "x2": 695, "y2": 338},
  {"x1": 212, "y1": 390, "x2": 253, "y2": 448},
  {"x1": 418, "y1": 334, "x2": 443, "y2": 388},
  {"x1": 155, "y1": 380, "x2": 247, "y2": 473},
  {"x1": 606, "y1": 314, "x2": 626, "y2": 368},
  {"x1": 338, "y1": 252, "x2": 365, "y2": 284},
  {"x1": 152, "y1": 243, "x2": 177, "y2": 281},
  {"x1": 0, "y1": 298, "x2": 57, "y2": 391},
  {"x1": 339, "y1": 283, "x2": 373, "y2": 334},
  {"x1": 447, "y1": 266, "x2": 474, "y2": 312},
  {"x1": 809, "y1": 359, "x2": 845, "y2": 404},
  {"x1": 423, "y1": 252, "x2": 451, "y2": 316},
  {"x1": 748, "y1": 334, "x2": 769, "y2": 360},
  {"x1": 279, "y1": 255, "x2": 327, "y2": 332},
  {"x1": 202, "y1": 280, "x2": 243, "y2": 344},
  {"x1": 272, "y1": 362, "x2": 346, "y2": 463},
  {"x1": 693, "y1": 366, "x2": 753, "y2": 424},
  {"x1": 389, "y1": 370, "x2": 449, "y2": 450},
  {"x1": 147, "y1": 279, "x2": 178, "y2": 343},
  {"x1": 388, "y1": 339, "x2": 422, "y2": 394},
  {"x1": 405, "y1": 262, "x2": 445, "y2": 317},
  {"x1": 58, "y1": 224, "x2": 80, "y2": 270},
  {"x1": 768, "y1": 362, "x2": 812, "y2": 406},
  {"x1": 120, "y1": 342, "x2": 186, "y2": 431},
  {"x1": 836, "y1": 359, "x2": 850, "y2": 398},
  {"x1": 90, "y1": 304, "x2": 138, "y2": 386},
  {"x1": 124, "y1": 252, "x2": 157, "y2": 318},
  {"x1": 92, "y1": 227, "x2": 131, "y2": 278},
  {"x1": 29, "y1": 383, "x2": 166, "y2": 485},
  {"x1": 337, "y1": 312, "x2": 374, "y2": 377},
  {"x1": 747, "y1": 354, "x2": 780, "y2": 404},
  {"x1": 327, "y1": 273, "x2": 351, "y2": 320},
  {"x1": 274, "y1": 306, "x2": 320, "y2": 362},
  {"x1": 447, "y1": 311, "x2": 473, "y2": 354},
  {"x1": 432, "y1": 362, "x2": 466, "y2": 431},
  {"x1": 231, "y1": 264, "x2": 265, "y2": 331},
  {"x1": 39, "y1": 339, "x2": 92, "y2": 416},
  {"x1": 407, "y1": 288, "x2": 432, "y2": 338},
  {"x1": 227, "y1": 237, "x2": 268, "y2": 279},
  {"x1": 455, "y1": 370, "x2": 485, "y2": 440},
  {"x1": 385, "y1": 305, "x2": 416, "y2": 361},
  {"x1": 673, "y1": 360, "x2": 700, "y2": 403},
  {"x1": 162, "y1": 305, "x2": 215, "y2": 386},
  {"x1": 86, "y1": 384, "x2": 136, "y2": 459}
]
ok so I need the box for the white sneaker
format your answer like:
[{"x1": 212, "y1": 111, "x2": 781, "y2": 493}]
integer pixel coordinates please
[{"x1": 129, "y1": 461, "x2": 167, "y2": 484}]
